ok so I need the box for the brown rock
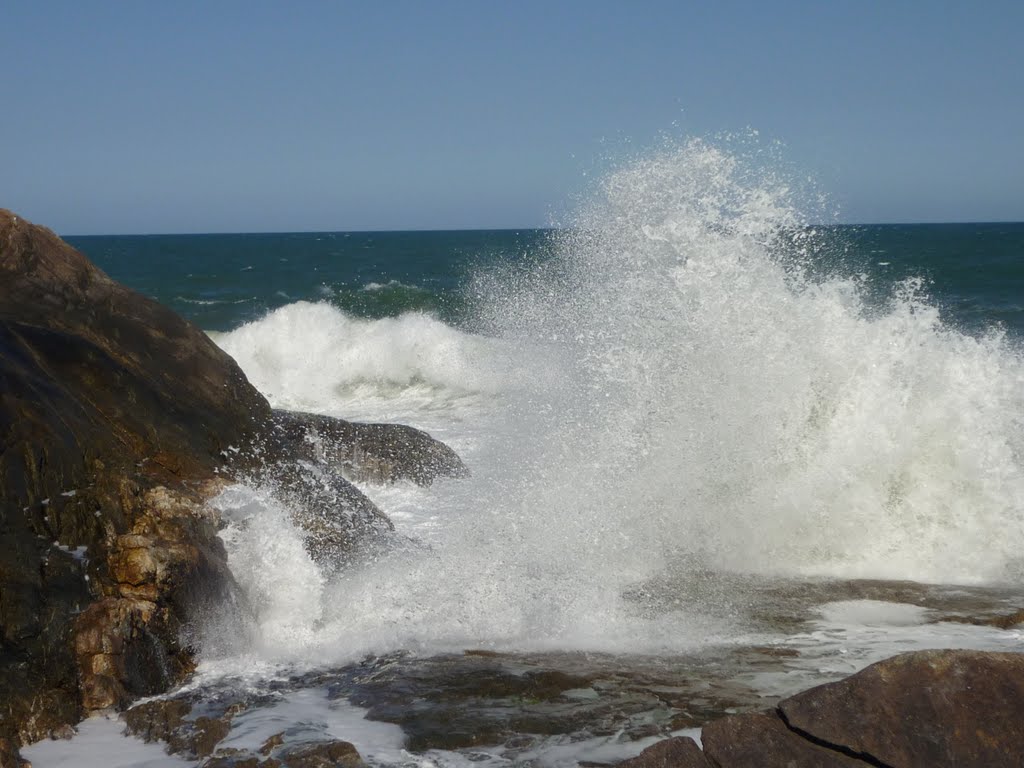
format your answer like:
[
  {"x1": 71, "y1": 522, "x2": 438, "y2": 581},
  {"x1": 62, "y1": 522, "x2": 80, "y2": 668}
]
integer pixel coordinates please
[
  {"x1": 73, "y1": 595, "x2": 197, "y2": 710},
  {"x1": 0, "y1": 736, "x2": 30, "y2": 768},
  {"x1": 0, "y1": 209, "x2": 273, "y2": 743},
  {"x1": 616, "y1": 736, "x2": 711, "y2": 767},
  {"x1": 0, "y1": 210, "x2": 410, "y2": 747},
  {"x1": 190, "y1": 716, "x2": 231, "y2": 757},
  {"x1": 0, "y1": 210, "x2": 412, "y2": 743},
  {"x1": 203, "y1": 758, "x2": 273, "y2": 768},
  {"x1": 702, "y1": 711, "x2": 864, "y2": 767},
  {"x1": 121, "y1": 697, "x2": 191, "y2": 745},
  {"x1": 123, "y1": 697, "x2": 230, "y2": 757},
  {"x1": 260, "y1": 732, "x2": 286, "y2": 755},
  {"x1": 278, "y1": 740, "x2": 364, "y2": 768},
  {"x1": 939, "y1": 608, "x2": 1024, "y2": 629},
  {"x1": 779, "y1": 649, "x2": 1024, "y2": 768}
]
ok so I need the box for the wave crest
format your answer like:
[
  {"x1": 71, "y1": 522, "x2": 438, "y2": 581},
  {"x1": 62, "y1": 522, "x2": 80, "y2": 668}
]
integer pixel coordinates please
[{"x1": 215, "y1": 302, "x2": 505, "y2": 422}]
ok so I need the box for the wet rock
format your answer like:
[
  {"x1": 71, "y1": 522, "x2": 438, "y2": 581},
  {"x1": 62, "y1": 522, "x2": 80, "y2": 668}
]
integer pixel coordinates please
[
  {"x1": 202, "y1": 758, "x2": 267, "y2": 768},
  {"x1": 621, "y1": 649, "x2": 1024, "y2": 767},
  {"x1": 261, "y1": 459, "x2": 393, "y2": 565},
  {"x1": 74, "y1": 597, "x2": 191, "y2": 710},
  {"x1": 0, "y1": 210, "x2": 404, "y2": 745},
  {"x1": 0, "y1": 211, "x2": 278, "y2": 745},
  {"x1": 702, "y1": 711, "x2": 865, "y2": 767},
  {"x1": 0, "y1": 210, "x2": 271, "y2": 504},
  {"x1": 122, "y1": 696, "x2": 232, "y2": 758},
  {"x1": 203, "y1": 756, "x2": 280, "y2": 768},
  {"x1": 259, "y1": 732, "x2": 286, "y2": 755},
  {"x1": 122, "y1": 697, "x2": 192, "y2": 745},
  {"x1": 0, "y1": 209, "x2": 271, "y2": 744},
  {"x1": 936, "y1": 607, "x2": 1024, "y2": 629},
  {"x1": 271, "y1": 409, "x2": 468, "y2": 486},
  {"x1": 0, "y1": 736, "x2": 31, "y2": 768},
  {"x1": 616, "y1": 736, "x2": 710, "y2": 768},
  {"x1": 779, "y1": 649, "x2": 1024, "y2": 768},
  {"x1": 345, "y1": 653, "x2": 700, "y2": 753},
  {"x1": 248, "y1": 407, "x2": 470, "y2": 566},
  {"x1": 277, "y1": 740, "x2": 364, "y2": 768}
]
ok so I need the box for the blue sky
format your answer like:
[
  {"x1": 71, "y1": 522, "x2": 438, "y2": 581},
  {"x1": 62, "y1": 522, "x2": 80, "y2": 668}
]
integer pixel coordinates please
[{"x1": 2, "y1": 1, "x2": 1022, "y2": 234}]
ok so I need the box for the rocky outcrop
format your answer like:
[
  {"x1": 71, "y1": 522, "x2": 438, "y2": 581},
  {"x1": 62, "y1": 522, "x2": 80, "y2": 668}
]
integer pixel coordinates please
[
  {"x1": 0, "y1": 210, "x2": 467, "y2": 757},
  {"x1": 619, "y1": 649, "x2": 1024, "y2": 768},
  {"x1": 0, "y1": 208, "x2": 269, "y2": 750}
]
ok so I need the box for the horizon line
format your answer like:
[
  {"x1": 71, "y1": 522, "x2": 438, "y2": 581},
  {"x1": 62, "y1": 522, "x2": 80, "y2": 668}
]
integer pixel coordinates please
[{"x1": 61, "y1": 219, "x2": 1024, "y2": 239}]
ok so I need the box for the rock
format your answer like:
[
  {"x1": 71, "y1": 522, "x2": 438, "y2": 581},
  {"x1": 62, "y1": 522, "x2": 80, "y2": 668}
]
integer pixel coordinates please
[
  {"x1": 276, "y1": 740, "x2": 364, "y2": 768},
  {"x1": 260, "y1": 457, "x2": 394, "y2": 565},
  {"x1": 938, "y1": 607, "x2": 1024, "y2": 629},
  {"x1": 620, "y1": 649, "x2": 1024, "y2": 767},
  {"x1": 701, "y1": 711, "x2": 864, "y2": 767},
  {"x1": 348, "y1": 660, "x2": 599, "y2": 752},
  {"x1": 0, "y1": 210, "x2": 474, "y2": 755},
  {"x1": 203, "y1": 757, "x2": 279, "y2": 768},
  {"x1": 0, "y1": 736, "x2": 31, "y2": 768},
  {"x1": 190, "y1": 716, "x2": 233, "y2": 758},
  {"x1": 0, "y1": 209, "x2": 405, "y2": 753},
  {"x1": 0, "y1": 208, "x2": 276, "y2": 745},
  {"x1": 616, "y1": 736, "x2": 710, "y2": 767},
  {"x1": 271, "y1": 409, "x2": 468, "y2": 486},
  {"x1": 260, "y1": 408, "x2": 472, "y2": 565},
  {"x1": 259, "y1": 732, "x2": 286, "y2": 755},
  {"x1": 779, "y1": 649, "x2": 1024, "y2": 768},
  {"x1": 122, "y1": 696, "x2": 231, "y2": 758},
  {"x1": 0, "y1": 211, "x2": 272, "y2": 498},
  {"x1": 122, "y1": 697, "x2": 192, "y2": 745},
  {"x1": 202, "y1": 758, "x2": 265, "y2": 768}
]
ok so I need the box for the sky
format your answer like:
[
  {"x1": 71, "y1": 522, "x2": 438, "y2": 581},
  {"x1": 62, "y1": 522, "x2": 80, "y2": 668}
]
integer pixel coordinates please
[{"x1": 2, "y1": 1, "x2": 1022, "y2": 234}]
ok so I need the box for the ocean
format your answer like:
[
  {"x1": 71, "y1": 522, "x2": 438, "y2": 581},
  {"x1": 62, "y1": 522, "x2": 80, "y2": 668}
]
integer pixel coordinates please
[
  {"x1": 26, "y1": 142, "x2": 1024, "y2": 766},
  {"x1": 65, "y1": 223, "x2": 1024, "y2": 338}
]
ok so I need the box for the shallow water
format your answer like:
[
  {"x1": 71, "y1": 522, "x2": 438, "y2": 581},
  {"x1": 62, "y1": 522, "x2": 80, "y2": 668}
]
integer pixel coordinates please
[{"x1": 25, "y1": 579, "x2": 1023, "y2": 767}]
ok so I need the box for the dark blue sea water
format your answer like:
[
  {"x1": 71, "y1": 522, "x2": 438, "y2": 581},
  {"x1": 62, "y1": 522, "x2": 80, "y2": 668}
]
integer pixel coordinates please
[
  {"x1": 66, "y1": 229, "x2": 552, "y2": 332},
  {"x1": 66, "y1": 223, "x2": 1024, "y2": 338}
]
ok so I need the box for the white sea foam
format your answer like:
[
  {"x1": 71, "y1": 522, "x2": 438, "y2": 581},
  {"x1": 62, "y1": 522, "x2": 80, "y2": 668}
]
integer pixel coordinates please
[
  {"x1": 214, "y1": 303, "x2": 508, "y2": 431},
  {"x1": 208, "y1": 138, "x2": 1024, "y2": 668},
  {"x1": 745, "y1": 599, "x2": 1024, "y2": 698},
  {"x1": 210, "y1": 484, "x2": 325, "y2": 658},
  {"x1": 362, "y1": 279, "x2": 417, "y2": 291},
  {"x1": 21, "y1": 715, "x2": 194, "y2": 768}
]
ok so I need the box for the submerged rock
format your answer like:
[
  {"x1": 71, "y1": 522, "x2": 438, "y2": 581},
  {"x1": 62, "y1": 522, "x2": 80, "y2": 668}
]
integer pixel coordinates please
[{"x1": 275, "y1": 740, "x2": 365, "y2": 768}]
